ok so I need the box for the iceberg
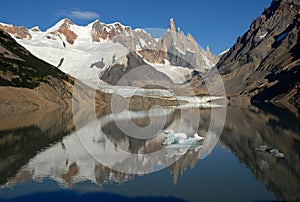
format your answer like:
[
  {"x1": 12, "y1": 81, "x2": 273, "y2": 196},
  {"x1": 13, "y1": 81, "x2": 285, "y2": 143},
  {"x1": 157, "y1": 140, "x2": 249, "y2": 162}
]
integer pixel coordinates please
[{"x1": 162, "y1": 129, "x2": 204, "y2": 149}]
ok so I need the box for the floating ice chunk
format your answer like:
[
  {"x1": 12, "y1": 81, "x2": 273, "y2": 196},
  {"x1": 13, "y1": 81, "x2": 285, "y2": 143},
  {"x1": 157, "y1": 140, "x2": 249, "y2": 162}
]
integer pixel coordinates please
[
  {"x1": 174, "y1": 133, "x2": 188, "y2": 140},
  {"x1": 269, "y1": 148, "x2": 279, "y2": 154},
  {"x1": 273, "y1": 152, "x2": 284, "y2": 158},
  {"x1": 254, "y1": 145, "x2": 284, "y2": 158},
  {"x1": 162, "y1": 130, "x2": 204, "y2": 149},
  {"x1": 162, "y1": 136, "x2": 175, "y2": 145},
  {"x1": 255, "y1": 145, "x2": 267, "y2": 151},
  {"x1": 162, "y1": 130, "x2": 187, "y2": 145},
  {"x1": 194, "y1": 133, "x2": 204, "y2": 141}
]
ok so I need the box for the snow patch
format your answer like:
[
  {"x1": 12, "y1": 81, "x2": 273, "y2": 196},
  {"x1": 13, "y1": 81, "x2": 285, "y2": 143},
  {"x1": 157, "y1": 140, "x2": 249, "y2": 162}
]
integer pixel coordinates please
[
  {"x1": 219, "y1": 49, "x2": 229, "y2": 56},
  {"x1": 258, "y1": 32, "x2": 268, "y2": 39},
  {"x1": 139, "y1": 38, "x2": 147, "y2": 48}
]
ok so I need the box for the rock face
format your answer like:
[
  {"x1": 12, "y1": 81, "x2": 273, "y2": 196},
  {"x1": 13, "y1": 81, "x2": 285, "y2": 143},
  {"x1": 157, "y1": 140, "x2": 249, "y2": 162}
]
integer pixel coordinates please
[
  {"x1": 138, "y1": 18, "x2": 219, "y2": 70},
  {"x1": 91, "y1": 20, "x2": 131, "y2": 42},
  {"x1": 216, "y1": 0, "x2": 300, "y2": 107},
  {"x1": 91, "y1": 20, "x2": 159, "y2": 52},
  {"x1": 50, "y1": 19, "x2": 78, "y2": 45},
  {"x1": 0, "y1": 23, "x2": 31, "y2": 39},
  {"x1": 101, "y1": 52, "x2": 173, "y2": 87}
]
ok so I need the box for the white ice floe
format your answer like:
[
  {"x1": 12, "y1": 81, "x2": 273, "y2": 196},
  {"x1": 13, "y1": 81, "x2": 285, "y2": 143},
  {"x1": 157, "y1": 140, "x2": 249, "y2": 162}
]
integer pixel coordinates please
[{"x1": 162, "y1": 129, "x2": 204, "y2": 148}]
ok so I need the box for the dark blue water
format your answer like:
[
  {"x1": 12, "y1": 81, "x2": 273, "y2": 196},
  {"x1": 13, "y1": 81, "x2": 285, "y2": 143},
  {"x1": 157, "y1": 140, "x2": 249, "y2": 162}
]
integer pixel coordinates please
[{"x1": 0, "y1": 145, "x2": 275, "y2": 202}]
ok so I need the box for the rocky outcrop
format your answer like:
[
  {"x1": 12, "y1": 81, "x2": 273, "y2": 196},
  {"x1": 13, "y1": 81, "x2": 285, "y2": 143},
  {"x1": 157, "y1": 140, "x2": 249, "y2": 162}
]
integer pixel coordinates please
[
  {"x1": 215, "y1": 0, "x2": 300, "y2": 107},
  {"x1": 137, "y1": 49, "x2": 167, "y2": 64},
  {"x1": 92, "y1": 20, "x2": 109, "y2": 41},
  {"x1": 0, "y1": 24, "x2": 31, "y2": 39},
  {"x1": 101, "y1": 52, "x2": 173, "y2": 87},
  {"x1": 50, "y1": 18, "x2": 78, "y2": 45},
  {"x1": 91, "y1": 20, "x2": 130, "y2": 42},
  {"x1": 90, "y1": 19, "x2": 158, "y2": 50}
]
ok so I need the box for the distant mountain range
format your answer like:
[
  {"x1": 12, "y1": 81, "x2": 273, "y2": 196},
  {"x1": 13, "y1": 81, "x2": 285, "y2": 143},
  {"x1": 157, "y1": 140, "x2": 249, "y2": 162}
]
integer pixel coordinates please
[{"x1": 0, "y1": 18, "x2": 218, "y2": 85}]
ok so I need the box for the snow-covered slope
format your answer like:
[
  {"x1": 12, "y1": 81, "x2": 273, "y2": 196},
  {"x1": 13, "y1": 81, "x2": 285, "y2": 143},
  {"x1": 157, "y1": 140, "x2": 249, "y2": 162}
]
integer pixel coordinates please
[
  {"x1": 145, "y1": 59, "x2": 192, "y2": 84},
  {"x1": 14, "y1": 19, "x2": 129, "y2": 83}
]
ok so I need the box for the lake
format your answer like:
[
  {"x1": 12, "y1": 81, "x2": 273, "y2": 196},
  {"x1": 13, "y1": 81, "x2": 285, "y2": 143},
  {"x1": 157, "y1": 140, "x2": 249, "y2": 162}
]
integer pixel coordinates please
[{"x1": 0, "y1": 102, "x2": 299, "y2": 201}]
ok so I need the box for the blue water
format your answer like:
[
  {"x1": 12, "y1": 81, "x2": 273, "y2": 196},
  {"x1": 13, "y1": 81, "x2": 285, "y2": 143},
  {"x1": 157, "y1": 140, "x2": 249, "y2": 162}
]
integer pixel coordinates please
[
  {"x1": 0, "y1": 104, "x2": 299, "y2": 201},
  {"x1": 0, "y1": 144, "x2": 275, "y2": 202}
]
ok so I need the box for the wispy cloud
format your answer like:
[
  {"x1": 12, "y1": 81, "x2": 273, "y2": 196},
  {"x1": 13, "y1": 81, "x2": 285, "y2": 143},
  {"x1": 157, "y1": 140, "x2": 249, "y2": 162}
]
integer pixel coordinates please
[{"x1": 57, "y1": 9, "x2": 99, "y2": 20}]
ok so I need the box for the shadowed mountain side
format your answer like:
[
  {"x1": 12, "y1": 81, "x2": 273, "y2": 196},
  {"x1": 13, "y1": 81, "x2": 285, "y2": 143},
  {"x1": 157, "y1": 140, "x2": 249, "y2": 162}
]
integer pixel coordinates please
[
  {"x1": 215, "y1": 0, "x2": 300, "y2": 108},
  {"x1": 220, "y1": 104, "x2": 300, "y2": 201}
]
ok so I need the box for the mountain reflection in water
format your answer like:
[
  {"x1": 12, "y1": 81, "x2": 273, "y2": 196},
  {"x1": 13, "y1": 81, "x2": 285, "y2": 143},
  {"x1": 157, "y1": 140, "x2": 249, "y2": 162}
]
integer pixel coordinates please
[
  {"x1": 221, "y1": 103, "x2": 300, "y2": 201},
  {"x1": 0, "y1": 103, "x2": 299, "y2": 201}
]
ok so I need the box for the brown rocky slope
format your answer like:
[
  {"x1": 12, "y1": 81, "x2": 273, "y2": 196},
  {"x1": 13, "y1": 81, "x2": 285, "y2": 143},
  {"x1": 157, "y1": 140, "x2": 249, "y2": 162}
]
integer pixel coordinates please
[
  {"x1": 0, "y1": 29, "x2": 106, "y2": 114},
  {"x1": 215, "y1": 0, "x2": 300, "y2": 108}
]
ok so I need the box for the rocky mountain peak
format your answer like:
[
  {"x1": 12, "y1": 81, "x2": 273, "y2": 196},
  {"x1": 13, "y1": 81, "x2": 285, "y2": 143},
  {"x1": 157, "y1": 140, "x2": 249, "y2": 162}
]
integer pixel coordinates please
[
  {"x1": 91, "y1": 20, "x2": 109, "y2": 41},
  {"x1": 62, "y1": 18, "x2": 73, "y2": 25},
  {"x1": 91, "y1": 20, "x2": 133, "y2": 43},
  {"x1": 187, "y1": 33, "x2": 196, "y2": 44},
  {"x1": 49, "y1": 18, "x2": 77, "y2": 45},
  {"x1": 30, "y1": 26, "x2": 41, "y2": 32},
  {"x1": 169, "y1": 18, "x2": 176, "y2": 32},
  {"x1": 205, "y1": 46, "x2": 211, "y2": 54}
]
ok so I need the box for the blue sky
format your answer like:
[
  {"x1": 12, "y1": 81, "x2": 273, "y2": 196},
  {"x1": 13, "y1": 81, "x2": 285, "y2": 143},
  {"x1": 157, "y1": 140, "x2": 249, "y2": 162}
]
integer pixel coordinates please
[{"x1": 0, "y1": 0, "x2": 272, "y2": 54}]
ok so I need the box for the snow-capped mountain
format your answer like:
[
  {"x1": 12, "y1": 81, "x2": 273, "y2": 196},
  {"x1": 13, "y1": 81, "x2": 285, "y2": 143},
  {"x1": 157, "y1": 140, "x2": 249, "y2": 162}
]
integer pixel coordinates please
[{"x1": 0, "y1": 18, "x2": 219, "y2": 85}]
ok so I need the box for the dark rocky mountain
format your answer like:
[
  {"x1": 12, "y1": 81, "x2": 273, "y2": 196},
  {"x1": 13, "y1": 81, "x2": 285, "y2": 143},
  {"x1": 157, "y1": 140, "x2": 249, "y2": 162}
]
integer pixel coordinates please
[{"x1": 215, "y1": 0, "x2": 300, "y2": 108}]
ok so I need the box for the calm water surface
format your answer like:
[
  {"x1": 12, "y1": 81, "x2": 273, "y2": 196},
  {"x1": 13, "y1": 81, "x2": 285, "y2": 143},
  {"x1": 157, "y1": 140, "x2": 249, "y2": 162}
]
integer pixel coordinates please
[{"x1": 0, "y1": 103, "x2": 299, "y2": 201}]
